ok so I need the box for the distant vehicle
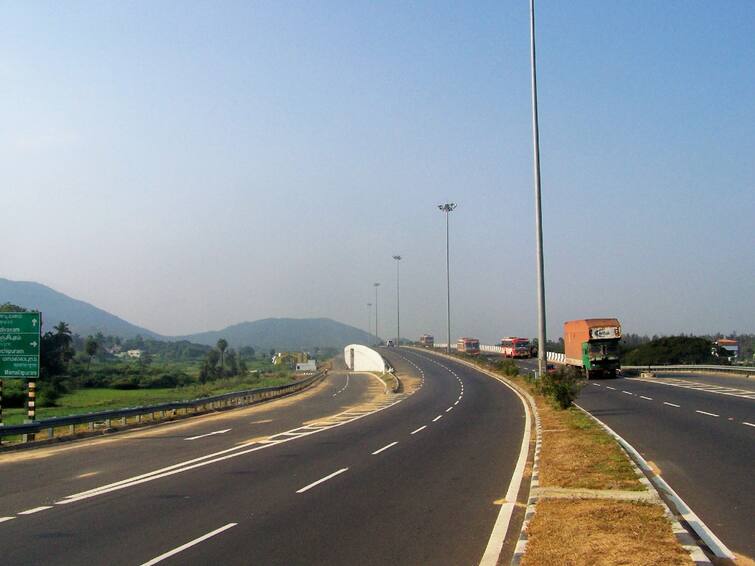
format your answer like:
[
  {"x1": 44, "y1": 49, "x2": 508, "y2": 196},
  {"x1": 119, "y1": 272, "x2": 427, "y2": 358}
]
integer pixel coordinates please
[
  {"x1": 500, "y1": 337, "x2": 532, "y2": 359},
  {"x1": 419, "y1": 334, "x2": 434, "y2": 348},
  {"x1": 386, "y1": 339, "x2": 395, "y2": 347},
  {"x1": 457, "y1": 337, "x2": 480, "y2": 355},
  {"x1": 563, "y1": 318, "x2": 621, "y2": 379}
]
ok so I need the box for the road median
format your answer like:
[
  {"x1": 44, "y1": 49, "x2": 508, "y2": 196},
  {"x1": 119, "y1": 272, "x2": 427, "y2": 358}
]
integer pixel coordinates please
[{"x1": 410, "y1": 347, "x2": 708, "y2": 566}]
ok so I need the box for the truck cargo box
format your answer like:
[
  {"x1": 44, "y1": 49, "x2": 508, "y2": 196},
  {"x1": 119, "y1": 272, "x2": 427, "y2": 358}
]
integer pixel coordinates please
[{"x1": 563, "y1": 318, "x2": 621, "y2": 366}]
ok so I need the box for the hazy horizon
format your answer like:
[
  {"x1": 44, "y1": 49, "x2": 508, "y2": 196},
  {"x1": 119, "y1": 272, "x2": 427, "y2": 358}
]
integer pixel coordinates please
[{"x1": 3, "y1": 2, "x2": 753, "y2": 344}]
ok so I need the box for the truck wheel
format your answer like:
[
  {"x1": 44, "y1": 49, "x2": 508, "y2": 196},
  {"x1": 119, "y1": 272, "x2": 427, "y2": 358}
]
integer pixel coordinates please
[{"x1": 608, "y1": 369, "x2": 617, "y2": 379}]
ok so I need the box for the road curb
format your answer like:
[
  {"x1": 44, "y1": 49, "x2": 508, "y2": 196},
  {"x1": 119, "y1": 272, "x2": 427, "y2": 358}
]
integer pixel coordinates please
[{"x1": 574, "y1": 403, "x2": 727, "y2": 564}]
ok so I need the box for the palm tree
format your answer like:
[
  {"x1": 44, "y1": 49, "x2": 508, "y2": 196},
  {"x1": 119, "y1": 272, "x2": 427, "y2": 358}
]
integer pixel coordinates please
[
  {"x1": 216, "y1": 338, "x2": 228, "y2": 373},
  {"x1": 85, "y1": 336, "x2": 98, "y2": 372},
  {"x1": 53, "y1": 321, "x2": 73, "y2": 350}
]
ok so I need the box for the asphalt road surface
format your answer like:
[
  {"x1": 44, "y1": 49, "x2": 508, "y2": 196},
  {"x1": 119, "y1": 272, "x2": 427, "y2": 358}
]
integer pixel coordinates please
[
  {"x1": 0, "y1": 350, "x2": 526, "y2": 566},
  {"x1": 516, "y1": 358, "x2": 754, "y2": 558}
]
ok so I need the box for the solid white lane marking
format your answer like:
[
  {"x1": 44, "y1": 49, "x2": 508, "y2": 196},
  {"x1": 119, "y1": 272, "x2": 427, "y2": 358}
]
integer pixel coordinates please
[
  {"x1": 446, "y1": 407, "x2": 453, "y2": 412},
  {"x1": 139, "y1": 523, "x2": 237, "y2": 566},
  {"x1": 0, "y1": 517, "x2": 16, "y2": 523},
  {"x1": 696, "y1": 410, "x2": 719, "y2": 418},
  {"x1": 432, "y1": 415, "x2": 443, "y2": 422},
  {"x1": 184, "y1": 429, "x2": 231, "y2": 441},
  {"x1": 743, "y1": 422, "x2": 755, "y2": 428},
  {"x1": 411, "y1": 426, "x2": 427, "y2": 435},
  {"x1": 296, "y1": 468, "x2": 349, "y2": 493},
  {"x1": 664, "y1": 402, "x2": 680, "y2": 408},
  {"x1": 18, "y1": 506, "x2": 52, "y2": 515},
  {"x1": 606, "y1": 386, "x2": 616, "y2": 390},
  {"x1": 640, "y1": 396, "x2": 653, "y2": 400},
  {"x1": 372, "y1": 441, "x2": 398, "y2": 455},
  {"x1": 622, "y1": 391, "x2": 634, "y2": 396}
]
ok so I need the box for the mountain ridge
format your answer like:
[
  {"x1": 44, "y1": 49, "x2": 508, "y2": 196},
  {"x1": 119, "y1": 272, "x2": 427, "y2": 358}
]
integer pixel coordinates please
[{"x1": 1, "y1": 278, "x2": 374, "y2": 349}]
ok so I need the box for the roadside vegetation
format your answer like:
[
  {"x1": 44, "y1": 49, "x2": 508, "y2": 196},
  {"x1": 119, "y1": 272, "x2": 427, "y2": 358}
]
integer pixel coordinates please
[{"x1": 0, "y1": 302, "x2": 328, "y2": 425}]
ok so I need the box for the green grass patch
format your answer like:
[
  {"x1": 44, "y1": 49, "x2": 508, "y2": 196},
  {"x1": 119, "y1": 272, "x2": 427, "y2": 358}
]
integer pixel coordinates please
[{"x1": 0, "y1": 374, "x2": 294, "y2": 426}]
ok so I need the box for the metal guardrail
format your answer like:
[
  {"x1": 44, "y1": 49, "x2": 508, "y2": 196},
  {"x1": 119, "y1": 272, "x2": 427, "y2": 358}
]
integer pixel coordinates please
[
  {"x1": 0, "y1": 370, "x2": 327, "y2": 442},
  {"x1": 622, "y1": 365, "x2": 754, "y2": 375}
]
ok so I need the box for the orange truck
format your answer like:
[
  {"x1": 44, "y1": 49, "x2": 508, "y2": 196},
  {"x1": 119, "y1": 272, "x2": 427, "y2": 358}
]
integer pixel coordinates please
[{"x1": 563, "y1": 318, "x2": 622, "y2": 378}]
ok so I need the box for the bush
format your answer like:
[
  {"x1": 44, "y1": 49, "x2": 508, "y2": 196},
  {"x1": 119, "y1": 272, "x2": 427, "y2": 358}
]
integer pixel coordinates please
[
  {"x1": 539, "y1": 366, "x2": 584, "y2": 409},
  {"x1": 495, "y1": 359, "x2": 520, "y2": 376}
]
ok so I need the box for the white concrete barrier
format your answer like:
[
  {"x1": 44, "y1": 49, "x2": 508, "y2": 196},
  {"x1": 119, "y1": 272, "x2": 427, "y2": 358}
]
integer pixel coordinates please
[{"x1": 344, "y1": 344, "x2": 389, "y2": 372}]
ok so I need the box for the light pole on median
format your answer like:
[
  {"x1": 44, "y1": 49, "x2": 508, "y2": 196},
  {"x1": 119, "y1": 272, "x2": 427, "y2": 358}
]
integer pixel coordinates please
[
  {"x1": 373, "y1": 282, "x2": 381, "y2": 344},
  {"x1": 530, "y1": 0, "x2": 547, "y2": 377},
  {"x1": 438, "y1": 203, "x2": 456, "y2": 354},
  {"x1": 392, "y1": 255, "x2": 402, "y2": 347},
  {"x1": 367, "y1": 302, "x2": 372, "y2": 339}
]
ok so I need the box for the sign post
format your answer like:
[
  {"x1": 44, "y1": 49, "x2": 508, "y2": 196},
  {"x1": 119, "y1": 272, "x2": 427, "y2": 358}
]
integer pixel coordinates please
[{"x1": 0, "y1": 312, "x2": 41, "y2": 441}]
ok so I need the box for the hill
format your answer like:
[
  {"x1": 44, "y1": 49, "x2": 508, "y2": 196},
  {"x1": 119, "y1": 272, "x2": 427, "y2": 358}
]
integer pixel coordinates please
[
  {"x1": 0, "y1": 277, "x2": 161, "y2": 339},
  {"x1": 178, "y1": 318, "x2": 376, "y2": 351}
]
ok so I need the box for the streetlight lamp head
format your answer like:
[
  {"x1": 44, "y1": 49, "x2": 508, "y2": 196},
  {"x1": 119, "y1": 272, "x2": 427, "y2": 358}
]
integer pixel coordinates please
[
  {"x1": 438, "y1": 203, "x2": 457, "y2": 212},
  {"x1": 374, "y1": 282, "x2": 380, "y2": 288},
  {"x1": 393, "y1": 255, "x2": 402, "y2": 261}
]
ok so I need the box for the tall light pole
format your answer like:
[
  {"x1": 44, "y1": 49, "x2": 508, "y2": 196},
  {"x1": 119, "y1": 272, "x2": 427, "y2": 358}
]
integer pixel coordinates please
[
  {"x1": 392, "y1": 255, "x2": 402, "y2": 347},
  {"x1": 530, "y1": 0, "x2": 547, "y2": 377},
  {"x1": 373, "y1": 282, "x2": 381, "y2": 344},
  {"x1": 367, "y1": 302, "x2": 372, "y2": 338},
  {"x1": 438, "y1": 203, "x2": 457, "y2": 353}
]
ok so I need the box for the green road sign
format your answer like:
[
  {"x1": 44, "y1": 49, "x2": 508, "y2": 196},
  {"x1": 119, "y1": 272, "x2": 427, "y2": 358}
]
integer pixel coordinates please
[{"x1": 0, "y1": 312, "x2": 41, "y2": 379}]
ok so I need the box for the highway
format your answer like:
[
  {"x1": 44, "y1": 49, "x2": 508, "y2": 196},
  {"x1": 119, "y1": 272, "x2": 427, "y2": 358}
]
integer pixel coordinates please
[
  {"x1": 518, "y1": 358, "x2": 754, "y2": 558},
  {"x1": 0, "y1": 350, "x2": 527, "y2": 565}
]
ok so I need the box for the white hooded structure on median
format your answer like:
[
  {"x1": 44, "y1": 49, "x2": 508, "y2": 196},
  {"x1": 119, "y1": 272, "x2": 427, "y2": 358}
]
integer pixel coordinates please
[{"x1": 343, "y1": 344, "x2": 388, "y2": 372}]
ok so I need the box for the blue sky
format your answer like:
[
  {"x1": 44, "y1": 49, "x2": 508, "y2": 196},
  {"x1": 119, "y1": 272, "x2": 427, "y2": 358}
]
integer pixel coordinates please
[{"x1": 1, "y1": 1, "x2": 753, "y2": 341}]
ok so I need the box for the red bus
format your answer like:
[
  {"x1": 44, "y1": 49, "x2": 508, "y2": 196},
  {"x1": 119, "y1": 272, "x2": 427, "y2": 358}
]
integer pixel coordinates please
[
  {"x1": 500, "y1": 337, "x2": 532, "y2": 358},
  {"x1": 457, "y1": 337, "x2": 480, "y2": 355}
]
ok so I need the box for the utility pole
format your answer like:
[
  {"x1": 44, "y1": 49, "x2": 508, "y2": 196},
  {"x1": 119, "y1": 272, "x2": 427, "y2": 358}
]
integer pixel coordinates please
[
  {"x1": 393, "y1": 255, "x2": 402, "y2": 347},
  {"x1": 438, "y1": 203, "x2": 457, "y2": 353},
  {"x1": 530, "y1": 0, "x2": 547, "y2": 377},
  {"x1": 373, "y1": 282, "x2": 381, "y2": 344}
]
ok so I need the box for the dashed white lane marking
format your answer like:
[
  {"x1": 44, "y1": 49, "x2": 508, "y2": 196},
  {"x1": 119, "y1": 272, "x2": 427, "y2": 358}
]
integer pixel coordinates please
[
  {"x1": 592, "y1": 383, "x2": 601, "y2": 387},
  {"x1": 446, "y1": 407, "x2": 453, "y2": 412},
  {"x1": 411, "y1": 426, "x2": 427, "y2": 435},
  {"x1": 0, "y1": 517, "x2": 16, "y2": 523},
  {"x1": 18, "y1": 506, "x2": 52, "y2": 515},
  {"x1": 333, "y1": 373, "x2": 351, "y2": 397},
  {"x1": 296, "y1": 468, "x2": 349, "y2": 493},
  {"x1": 454, "y1": 400, "x2": 459, "y2": 405},
  {"x1": 696, "y1": 410, "x2": 719, "y2": 418},
  {"x1": 184, "y1": 429, "x2": 232, "y2": 441},
  {"x1": 664, "y1": 402, "x2": 680, "y2": 408},
  {"x1": 433, "y1": 415, "x2": 443, "y2": 422},
  {"x1": 139, "y1": 523, "x2": 237, "y2": 566},
  {"x1": 372, "y1": 441, "x2": 398, "y2": 455},
  {"x1": 640, "y1": 396, "x2": 653, "y2": 400},
  {"x1": 606, "y1": 386, "x2": 616, "y2": 390},
  {"x1": 622, "y1": 391, "x2": 634, "y2": 396},
  {"x1": 743, "y1": 422, "x2": 755, "y2": 428}
]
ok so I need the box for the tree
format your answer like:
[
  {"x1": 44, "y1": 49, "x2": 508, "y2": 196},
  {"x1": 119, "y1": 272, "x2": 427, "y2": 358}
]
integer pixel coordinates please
[
  {"x1": 216, "y1": 338, "x2": 228, "y2": 374},
  {"x1": 84, "y1": 336, "x2": 98, "y2": 372},
  {"x1": 226, "y1": 348, "x2": 239, "y2": 376},
  {"x1": 0, "y1": 302, "x2": 27, "y2": 312}
]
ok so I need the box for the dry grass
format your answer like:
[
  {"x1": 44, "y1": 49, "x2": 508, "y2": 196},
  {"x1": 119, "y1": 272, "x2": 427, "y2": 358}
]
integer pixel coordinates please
[
  {"x1": 537, "y1": 400, "x2": 642, "y2": 491},
  {"x1": 521, "y1": 499, "x2": 692, "y2": 566}
]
